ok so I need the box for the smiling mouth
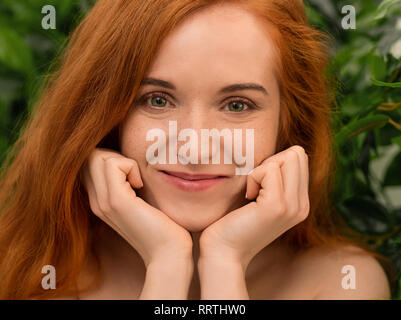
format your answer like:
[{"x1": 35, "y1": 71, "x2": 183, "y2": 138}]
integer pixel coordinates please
[{"x1": 159, "y1": 170, "x2": 228, "y2": 191}]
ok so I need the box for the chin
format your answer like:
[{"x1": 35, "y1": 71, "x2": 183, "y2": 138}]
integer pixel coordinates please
[{"x1": 156, "y1": 200, "x2": 231, "y2": 232}]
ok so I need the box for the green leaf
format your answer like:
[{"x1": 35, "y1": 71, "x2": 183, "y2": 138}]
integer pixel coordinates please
[
  {"x1": 0, "y1": 26, "x2": 34, "y2": 76},
  {"x1": 374, "y1": 0, "x2": 401, "y2": 19},
  {"x1": 335, "y1": 115, "x2": 390, "y2": 147},
  {"x1": 383, "y1": 151, "x2": 401, "y2": 186},
  {"x1": 337, "y1": 196, "x2": 394, "y2": 235},
  {"x1": 369, "y1": 55, "x2": 387, "y2": 80},
  {"x1": 371, "y1": 78, "x2": 401, "y2": 88},
  {"x1": 358, "y1": 131, "x2": 375, "y2": 177},
  {"x1": 57, "y1": 0, "x2": 77, "y2": 20}
]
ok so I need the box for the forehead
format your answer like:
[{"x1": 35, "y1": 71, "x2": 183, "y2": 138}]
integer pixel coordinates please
[{"x1": 145, "y1": 4, "x2": 279, "y2": 87}]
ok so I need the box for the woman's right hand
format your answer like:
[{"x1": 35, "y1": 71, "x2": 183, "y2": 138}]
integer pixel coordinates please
[{"x1": 80, "y1": 147, "x2": 193, "y2": 268}]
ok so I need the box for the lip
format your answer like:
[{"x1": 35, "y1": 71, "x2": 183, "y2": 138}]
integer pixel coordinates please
[{"x1": 158, "y1": 170, "x2": 228, "y2": 191}]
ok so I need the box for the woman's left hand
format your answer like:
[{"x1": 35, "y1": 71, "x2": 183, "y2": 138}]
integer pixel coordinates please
[{"x1": 199, "y1": 145, "x2": 310, "y2": 271}]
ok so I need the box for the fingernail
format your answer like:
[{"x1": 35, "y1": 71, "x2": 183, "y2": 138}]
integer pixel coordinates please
[{"x1": 245, "y1": 192, "x2": 248, "y2": 199}]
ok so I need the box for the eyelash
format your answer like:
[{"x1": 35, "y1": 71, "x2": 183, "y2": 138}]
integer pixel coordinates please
[{"x1": 136, "y1": 91, "x2": 259, "y2": 112}]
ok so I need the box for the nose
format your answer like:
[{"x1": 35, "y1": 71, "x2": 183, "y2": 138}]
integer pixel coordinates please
[{"x1": 169, "y1": 107, "x2": 230, "y2": 166}]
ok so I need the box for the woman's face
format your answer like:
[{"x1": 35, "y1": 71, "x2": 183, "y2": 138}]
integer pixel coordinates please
[{"x1": 120, "y1": 4, "x2": 281, "y2": 232}]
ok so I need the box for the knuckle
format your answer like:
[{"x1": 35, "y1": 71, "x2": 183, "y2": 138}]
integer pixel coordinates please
[
  {"x1": 87, "y1": 149, "x2": 104, "y2": 170},
  {"x1": 88, "y1": 148, "x2": 100, "y2": 163},
  {"x1": 104, "y1": 157, "x2": 119, "y2": 167},
  {"x1": 291, "y1": 145, "x2": 306, "y2": 155},
  {"x1": 286, "y1": 149, "x2": 299, "y2": 160},
  {"x1": 263, "y1": 160, "x2": 280, "y2": 170},
  {"x1": 130, "y1": 158, "x2": 139, "y2": 167}
]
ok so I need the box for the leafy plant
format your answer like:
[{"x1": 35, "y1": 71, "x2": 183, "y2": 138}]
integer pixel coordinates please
[
  {"x1": 307, "y1": 0, "x2": 401, "y2": 299},
  {"x1": 0, "y1": 0, "x2": 94, "y2": 164}
]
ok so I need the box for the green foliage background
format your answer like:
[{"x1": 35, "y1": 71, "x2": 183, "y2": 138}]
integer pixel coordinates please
[{"x1": 0, "y1": 0, "x2": 401, "y2": 298}]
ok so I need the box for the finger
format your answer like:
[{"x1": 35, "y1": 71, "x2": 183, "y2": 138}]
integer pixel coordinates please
[
  {"x1": 101, "y1": 154, "x2": 143, "y2": 189},
  {"x1": 259, "y1": 148, "x2": 288, "y2": 166},
  {"x1": 83, "y1": 161, "x2": 120, "y2": 228},
  {"x1": 281, "y1": 150, "x2": 300, "y2": 212},
  {"x1": 245, "y1": 168, "x2": 258, "y2": 200},
  {"x1": 301, "y1": 153, "x2": 309, "y2": 203},
  {"x1": 103, "y1": 157, "x2": 143, "y2": 211},
  {"x1": 85, "y1": 159, "x2": 138, "y2": 239},
  {"x1": 88, "y1": 153, "x2": 110, "y2": 213},
  {"x1": 244, "y1": 150, "x2": 287, "y2": 200},
  {"x1": 87, "y1": 167, "x2": 140, "y2": 248},
  {"x1": 127, "y1": 160, "x2": 144, "y2": 189},
  {"x1": 247, "y1": 145, "x2": 305, "y2": 201},
  {"x1": 246, "y1": 161, "x2": 283, "y2": 202},
  {"x1": 292, "y1": 147, "x2": 310, "y2": 213}
]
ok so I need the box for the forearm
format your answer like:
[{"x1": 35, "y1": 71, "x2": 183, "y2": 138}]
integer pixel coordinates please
[
  {"x1": 198, "y1": 258, "x2": 249, "y2": 300},
  {"x1": 139, "y1": 259, "x2": 194, "y2": 299}
]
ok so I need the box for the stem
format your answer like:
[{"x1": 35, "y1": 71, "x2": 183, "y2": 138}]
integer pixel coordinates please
[
  {"x1": 377, "y1": 101, "x2": 401, "y2": 111},
  {"x1": 388, "y1": 119, "x2": 401, "y2": 131}
]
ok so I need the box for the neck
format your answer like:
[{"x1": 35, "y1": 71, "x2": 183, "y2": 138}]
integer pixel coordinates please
[{"x1": 94, "y1": 222, "x2": 289, "y2": 299}]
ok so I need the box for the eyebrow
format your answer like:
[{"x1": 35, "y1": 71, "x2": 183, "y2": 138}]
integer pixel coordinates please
[{"x1": 140, "y1": 77, "x2": 269, "y2": 96}]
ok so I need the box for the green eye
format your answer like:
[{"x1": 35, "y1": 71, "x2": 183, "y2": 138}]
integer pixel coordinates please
[
  {"x1": 150, "y1": 96, "x2": 168, "y2": 108},
  {"x1": 227, "y1": 101, "x2": 247, "y2": 112}
]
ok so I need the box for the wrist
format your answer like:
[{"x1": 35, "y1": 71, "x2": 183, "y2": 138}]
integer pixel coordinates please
[
  {"x1": 140, "y1": 258, "x2": 194, "y2": 300},
  {"x1": 198, "y1": 234, "x2": 251, "y2": 272},
  {"x1": 198, "y1": 255, "x2": 245, "y2": 276},
  {"x1": 149, "y1": 244, "x2": 193, "y2": 267},
  {"x1": 198, "y1": 248, "x2": 250, "y2": 274},
  {"x1": 148, "y1": 256, "x2": 194, "y2": 273},
  {"x1": 197, "y1": 256, "x2": 249, "y2": 300}
]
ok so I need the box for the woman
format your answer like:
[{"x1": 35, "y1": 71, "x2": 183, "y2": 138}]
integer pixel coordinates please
[{"x1": 0, "y1": 0, "x2": 395, "y2": 299}]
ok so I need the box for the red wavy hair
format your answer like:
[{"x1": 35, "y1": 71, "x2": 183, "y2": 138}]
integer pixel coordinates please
[{"x1": 0, "y1": 0, "x2": 396, "y2": 299}]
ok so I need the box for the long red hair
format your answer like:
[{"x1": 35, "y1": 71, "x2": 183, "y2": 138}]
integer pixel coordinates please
[{"x1": 0, "y1": 0, "x2": 396, "y2": 299}]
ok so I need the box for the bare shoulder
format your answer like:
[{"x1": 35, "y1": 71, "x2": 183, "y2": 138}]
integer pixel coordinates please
[{"x1": 292, "y1": 244, "x2": 391, "y2": 300}]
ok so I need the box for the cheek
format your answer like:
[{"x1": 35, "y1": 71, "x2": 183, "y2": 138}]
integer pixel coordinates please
[
  {"x1": 119, "y1": 117, "x2": 150, "y2": 161},
  {"x1": 252, "y1": 120, "x2": 279, "y2": 166}
]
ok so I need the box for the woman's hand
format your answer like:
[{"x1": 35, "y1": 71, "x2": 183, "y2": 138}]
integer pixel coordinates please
[
  {"x1": 197, "y1": 145, "x2": 310, "y2": 299},
  {"x1": 80, "y1": 148, "x2": 194, "y2": 299}
]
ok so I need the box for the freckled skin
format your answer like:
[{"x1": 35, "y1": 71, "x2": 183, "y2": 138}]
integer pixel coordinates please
[
  {"x1": 119, "y1": 4, "x2": 281, "y2": 232},
  {"x1": 70, "y1": 3, "x2": 389, "y2": 301}
]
